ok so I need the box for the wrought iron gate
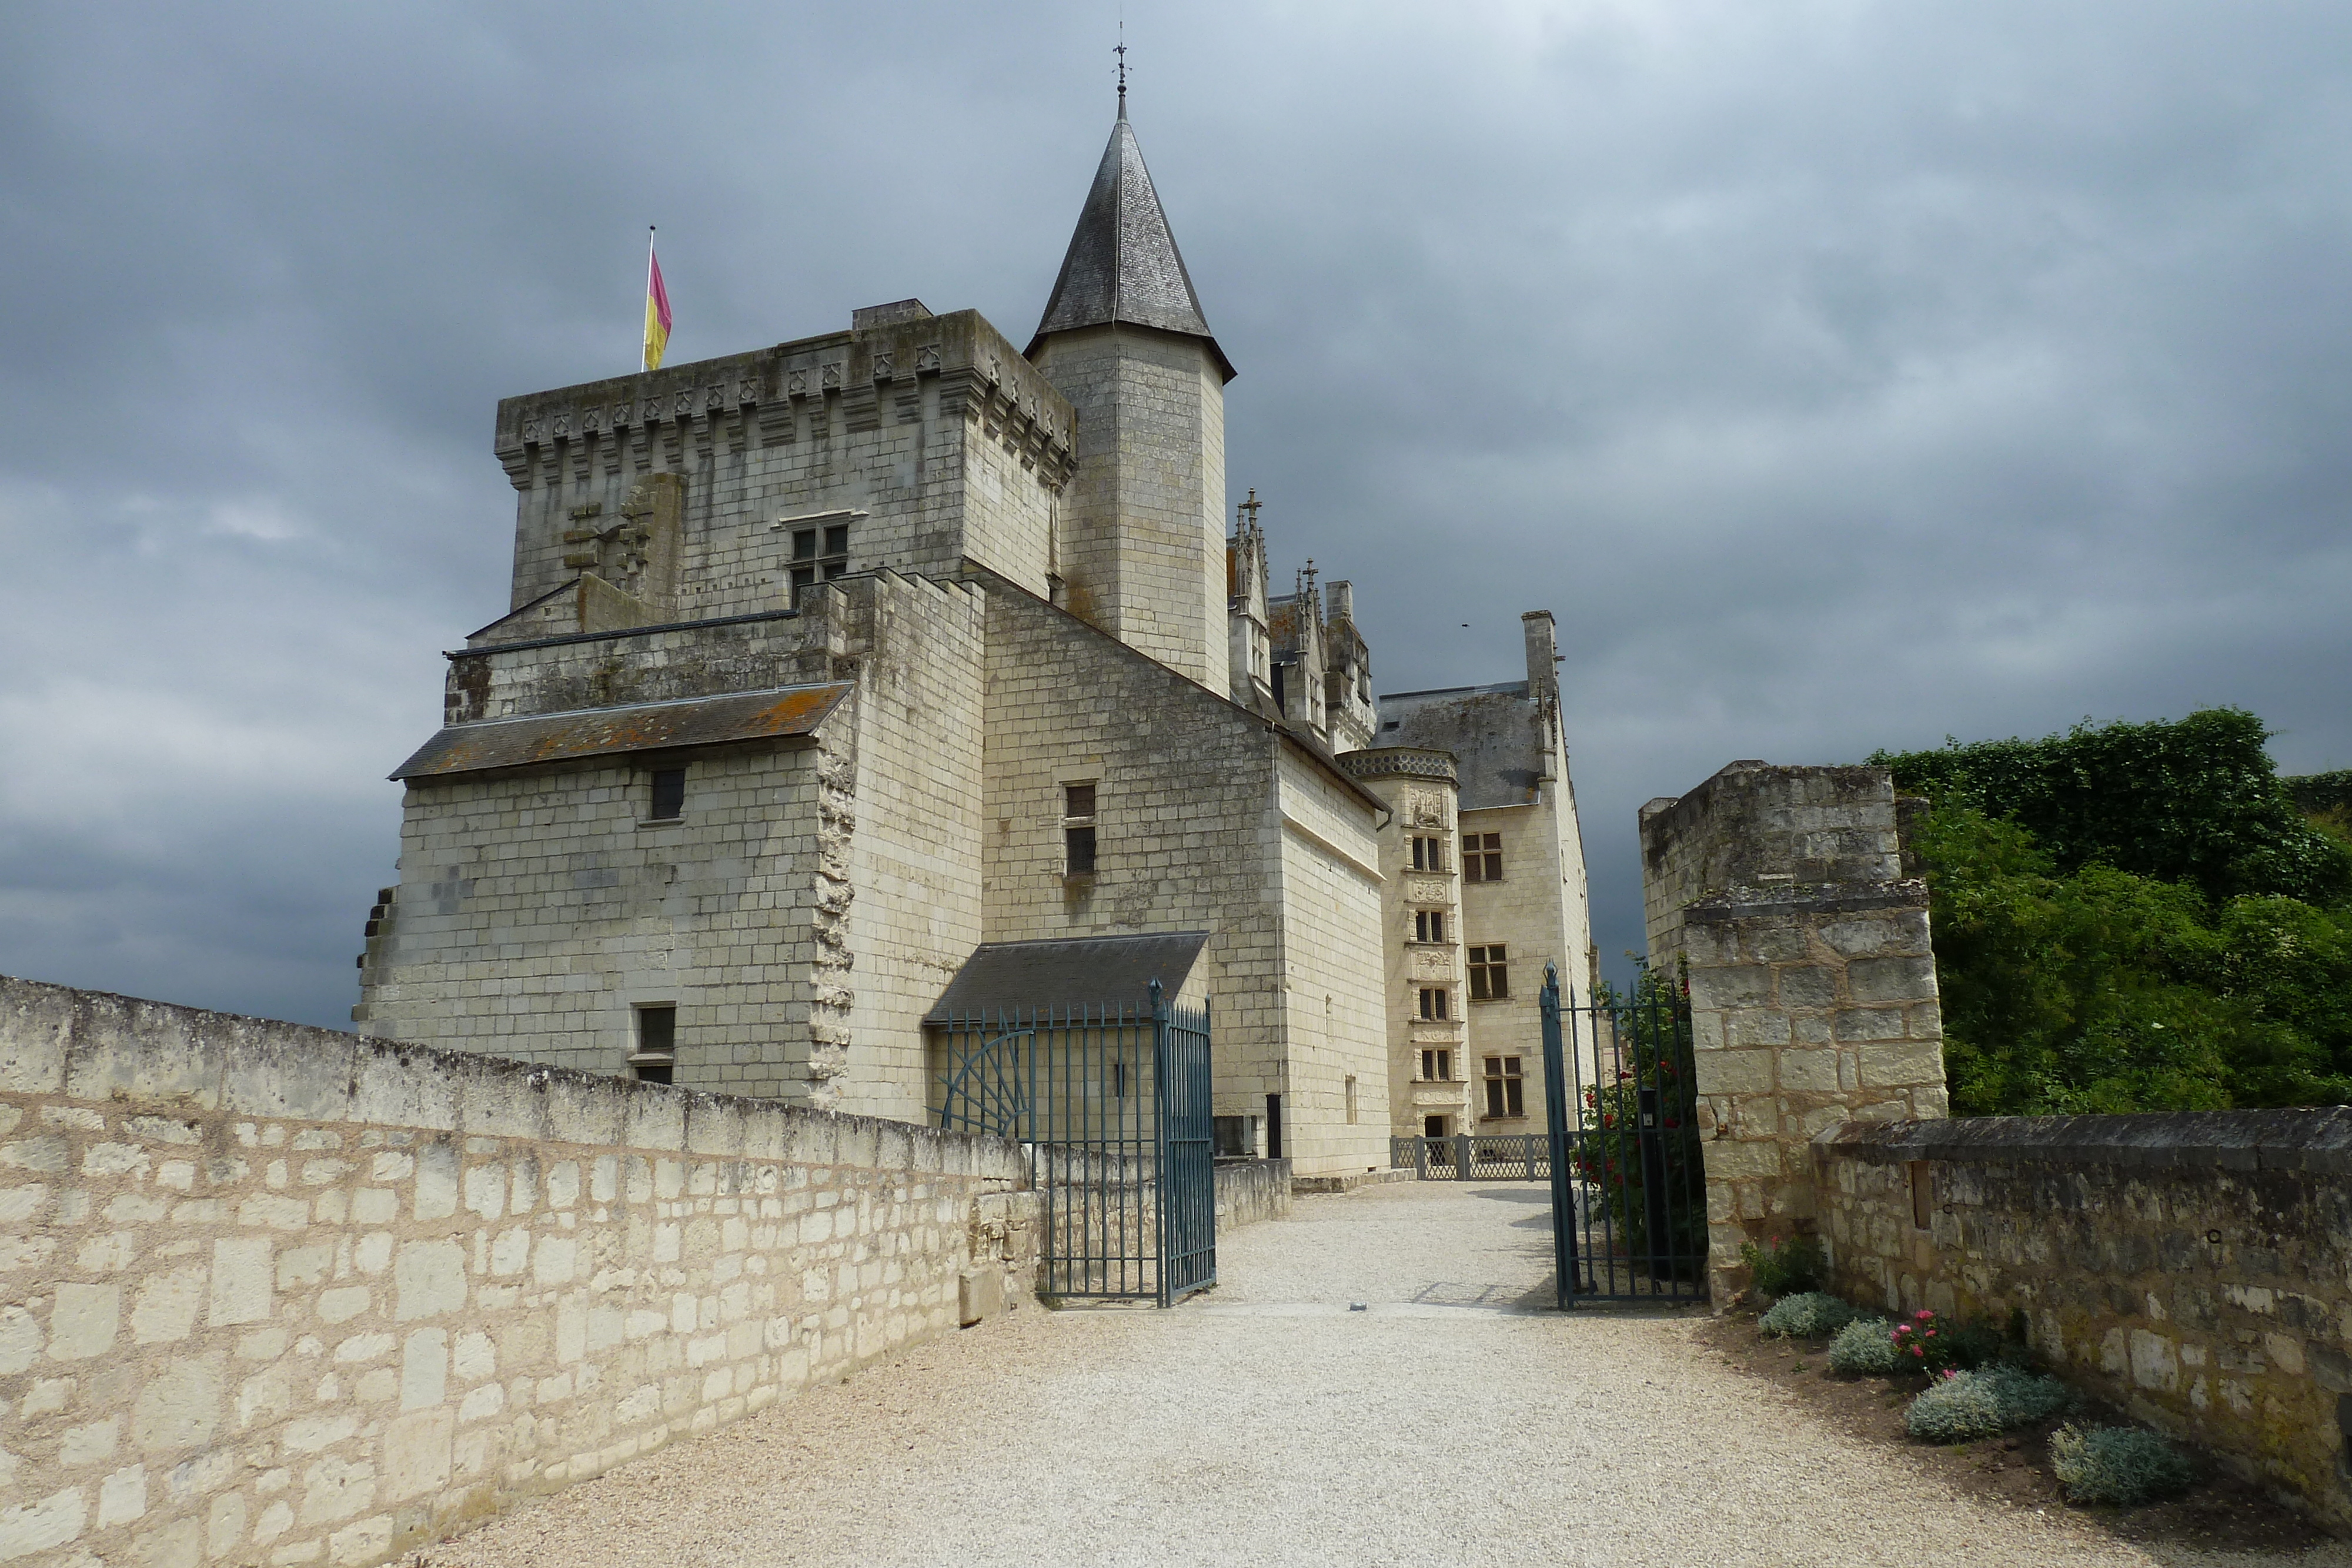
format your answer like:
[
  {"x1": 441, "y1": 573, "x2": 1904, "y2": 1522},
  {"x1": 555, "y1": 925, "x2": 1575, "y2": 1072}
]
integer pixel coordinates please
[
  {"x1": 933, "y1": 981, "x2": 1215, "y2": 1306},
  {"x1": 1541, "y1": 963, "x2": 1708, "y2": 1306}
]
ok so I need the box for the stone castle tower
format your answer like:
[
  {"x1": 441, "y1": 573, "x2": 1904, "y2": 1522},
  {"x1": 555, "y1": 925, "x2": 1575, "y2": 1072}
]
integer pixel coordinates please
[
  {"x1": 1029, "y1": 99, "x2": 1235, "y2": 695},
  {"x1": 353, "y1": 96, "x2": 1594, "y2": 1181}
]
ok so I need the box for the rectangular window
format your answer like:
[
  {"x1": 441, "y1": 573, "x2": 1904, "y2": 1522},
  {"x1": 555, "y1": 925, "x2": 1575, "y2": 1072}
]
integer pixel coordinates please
[
  {"x1": 1423, "y1": 1114, "x2": 1448, "y2": 1139},
  {"x1": 1419, "y1": 1047, "x2": 1452, "y2": 1082},
  {"x1": 1414, "y1": 909, "x2": 1446, "y2": 944},
  {"x1": 1909, "y1": 1161, "x2": 1934, "y2": 1230},
  {"x1": 1462, "y1": 831, "x2": 1504, "y2": 882},
  {"x1": 1345, "y1": 1075, "x2": 1359, "y2": 1125},
  {"x1": 1212, "y1": 1115, "x2": 1251, "y2": 1158},
  {"x1": 1482, "y1": 1055, "x2": 1525, "y2": 1119},
  {"x1": 1418, "y1": 987, "x2": 1449, "y2": 1021},
  {"x1": 631, "y1": 1004, "x2": 677, "y2": 1085},
  {"x1": 648, "y1": 768, "x2": 686, "y2": 822},
  {"x1": 789, "y1": 522, "x2": 851, "y2": 609},
  {"x1": 1409, "y1": 835, "x2": 1446, "y2": 873},
  {"x1": 1063, "y1": 781, "x2": 1097, "y2": 876},
  {"x1": 1266, "y1": 1094, "x2": 1283, "y2": 1160},
  {"x1": 1467, "y1": 944, "x2": 1510, "y2": 1001}
]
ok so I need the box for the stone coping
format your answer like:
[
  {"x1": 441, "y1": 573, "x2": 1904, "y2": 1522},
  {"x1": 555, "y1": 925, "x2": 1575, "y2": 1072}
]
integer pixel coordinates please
[
  {"x1": 1683, "y1": 879, "x2": 1929, "y2": 923},
  {"x1": 0, "y1": 974, "x2": 1027, "y2": 1181},
  {"x1": 1815, "y1": 1107, "x2": 2352, "y2": 1175}
]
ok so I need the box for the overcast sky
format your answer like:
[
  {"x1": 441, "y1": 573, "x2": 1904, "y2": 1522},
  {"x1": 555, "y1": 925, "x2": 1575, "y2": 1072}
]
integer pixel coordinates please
[{"x1": 3, "y1": 1, "x2": 2348, "y2": 1028}]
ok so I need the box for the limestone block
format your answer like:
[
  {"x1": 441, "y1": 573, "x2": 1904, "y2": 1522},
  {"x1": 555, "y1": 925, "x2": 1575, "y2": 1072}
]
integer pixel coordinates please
[
  {"x1": 1846, "y1": 955, "x2": 1937, "y2": 1005},
  {"x1": 1688, "y1": 964, "x2": 1773, "y2": 1010},
  {"x1": 1776, "y1": 1048, "x2": 1840, "y2": 1094},
  {"x1": 222, "y1": 1019, "x2": 356, "y2": 1123},
  {"x1": 51, "y1": 1282, "x2": 121, "y2": 1359},
  {"x1": 393, "y1": 1240, "x2": 467, "y2": 1321},
  {"x1": 1856, "y1": 1041, "x2": 1947, "y2": 1089},
  {"x1": 0, "y1": 980, "x2": 72, "y2": 1095},
  {"x1": 1690, "y1": 1051, "x2": 1773, "y2": 1096},
  {"x1": 379, "y1": 1408, "x2": 453, "y2": 1504},
  {"x1": 131, "y1": 1355, "x2": 224, "y2": 1455},
  {"x1": 0, "y1": 1486, "x2": 86, "y2": 1560}
]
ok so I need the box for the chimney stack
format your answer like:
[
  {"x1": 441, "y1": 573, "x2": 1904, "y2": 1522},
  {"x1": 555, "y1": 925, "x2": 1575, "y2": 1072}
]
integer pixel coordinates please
[
  {"x1": 1326, "y1": 580, "x2": 1354, "y2": 627},
  {"x1": 1522, "y1": 610, "x2": 1559, "y2": 707}
]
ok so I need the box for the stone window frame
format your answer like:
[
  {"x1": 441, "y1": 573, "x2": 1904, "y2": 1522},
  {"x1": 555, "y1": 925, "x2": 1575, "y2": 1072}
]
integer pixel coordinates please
[
  {"x1": 1466, "y1": 944, "x2": 1510, "y2": 1001},
  {"x1": 629, "y1": 1002, "x2": 677, "y2": 1085},
  {"x1": 1417, "y1": 986, "x2": 1449, "y2": 1021},
  {"x1": 1418, "y1": 1046, "x2": 1454, "y2": 1082},
  {"x1": 787, "y1": 520, "x2": 851, "y2": 609},
  {"x1": 646, "y1": 765, "x2": 687, "y2": 824},
  {"x1": 1481, "y1": 1055, "x2": 1525, "y2": 1119},
  {"x1": 1412, "y1": 908, "x2": 1448, "y2": 944},
  {"x1": 1462, "y1": 831, "x2": 1504, "y2": 882},
  {"x1": 1409, "y1": 835, "x2": 1448, "y2": 874},
  {"x1": 1062, "y1": 781, "x2": 1098, "y2": 878}
]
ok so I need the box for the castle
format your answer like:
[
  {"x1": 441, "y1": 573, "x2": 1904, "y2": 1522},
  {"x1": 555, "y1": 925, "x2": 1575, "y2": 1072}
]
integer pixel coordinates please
[{"x1": 353, "y1": 96, "x2": 1596, "y2": 1179}]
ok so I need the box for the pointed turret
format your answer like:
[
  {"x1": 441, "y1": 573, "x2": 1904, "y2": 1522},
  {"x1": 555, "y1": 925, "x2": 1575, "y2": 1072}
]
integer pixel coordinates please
[
  {"x1": 1027, "y1": 98, "x2": 1235, "y2": 697},
  {"x1": 1028, "y1": 106, "x2": 1235, "y2": 382}
]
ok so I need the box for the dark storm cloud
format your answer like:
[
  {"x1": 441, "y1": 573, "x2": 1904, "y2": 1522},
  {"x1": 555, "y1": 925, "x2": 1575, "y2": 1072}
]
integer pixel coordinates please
[{"x1": 2, "y1": 1, "x2": 2348, "y2": 1020}]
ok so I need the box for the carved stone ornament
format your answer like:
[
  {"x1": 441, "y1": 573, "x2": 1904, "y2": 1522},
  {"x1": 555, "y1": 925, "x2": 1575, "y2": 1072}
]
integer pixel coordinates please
[
  {"x1": 640, "y1": 398, "x2": 663, "y2": 423},
  {"x1": 610, "y1": 402, "x2": 632, "y2": 427},
  {"x1": 705, "y1": 385, "x2": 724, "y2": 409},
  {"x1": 872, "y1": 351, "x2": 895, "y2": 379},
  {"x1": 520, "y1": 419, "x2": 542, "y2": 443},
  {"x1": 1409, "y1": 878, "x2": 1450, "y2": 904},
  {"x1": 820, "y1": 362, "x2": 843, "y2": 390},
  {"x1": 551, "y1": 412, "x2": 571, "y2": 438},
  {"x1": 738, "y1": 377, "x2": 760, "y2": 403},
  {"x1": 673, "y1": 390, "x2": 694, "y2": 415},
  {"x1": 580, "y1": 405, "x2": 602, "y2": 432},
  {"x1": 914, "y1": 343, "x2": 941, "y2": 373},
  {"x1": 787, "y1": 370, "x2": 809, "y2": 396}
]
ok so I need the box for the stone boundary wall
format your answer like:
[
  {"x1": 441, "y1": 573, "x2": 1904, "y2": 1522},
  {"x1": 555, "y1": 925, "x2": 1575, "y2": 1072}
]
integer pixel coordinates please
[
  {"x1": 1212, "y1": 1159, "x2": 1292, "y2": 1230},
  {"x1": 1816, "y1": 1110, "x2": 2352, "y2": 1529},
  {"x1": 0, "y1": 977, "x2": 1038, "y2": 1568}
]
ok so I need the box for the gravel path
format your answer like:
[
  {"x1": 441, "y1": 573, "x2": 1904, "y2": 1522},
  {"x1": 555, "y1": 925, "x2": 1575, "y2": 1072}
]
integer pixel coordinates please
[{"x1": 436, "y1": 1183, "x2": 2346, "y2": 1568}]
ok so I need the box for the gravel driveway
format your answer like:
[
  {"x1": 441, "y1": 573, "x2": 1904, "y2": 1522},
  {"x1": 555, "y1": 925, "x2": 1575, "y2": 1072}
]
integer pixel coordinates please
[{"x1": 436, "y1": 1182, "x2": 2347, "y2": 1568}]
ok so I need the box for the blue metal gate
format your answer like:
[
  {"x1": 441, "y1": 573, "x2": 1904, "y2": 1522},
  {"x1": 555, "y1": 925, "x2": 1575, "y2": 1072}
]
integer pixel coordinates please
[
  {"x1": 933, "y1": 981, "x2": 1215, "y2": 1306},
  {"x1": 1541, "y1": 962, "x2": 1708, "y2": 1306}
]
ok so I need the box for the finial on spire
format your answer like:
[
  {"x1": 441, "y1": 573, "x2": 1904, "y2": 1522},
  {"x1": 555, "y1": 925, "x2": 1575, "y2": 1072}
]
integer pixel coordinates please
[
  {"x1": 1115, "y1": 22, "x2": 1127, "y2": 118},
  {"x1": 1238, "y1": 488, "x2": 1262, "y2": 529}
]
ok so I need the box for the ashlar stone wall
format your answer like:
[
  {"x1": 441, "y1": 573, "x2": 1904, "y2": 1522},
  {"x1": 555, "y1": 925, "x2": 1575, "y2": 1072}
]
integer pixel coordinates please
[
  {"x1": 1817, "y1": 1111, "x2": 2352, "y2": 1530},
  {"x1": 0, "y1": 977, "x2": 1036, "y2": 1568},
  {"x1": 1641, "y1": 763, "x2": 1947, "y2": 1299}
]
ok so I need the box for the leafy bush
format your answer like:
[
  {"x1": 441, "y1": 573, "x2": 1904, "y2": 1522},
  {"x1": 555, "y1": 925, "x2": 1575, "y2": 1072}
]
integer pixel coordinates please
[
  {"x1": 1738, "y1": 1233, "x2": 1825, "y2": 1299},
  {"x1": 1905, "y1": 1366, "x2": 2072, "y2": 1443},
  {"x1": 1893, "y1": 789, "x2": 2352, "y2": 1116},
  {"x1": 1886, "y1": 1309, "x2": 2004, "y2": 1374},
  {"x1": 1759, "y1": 1291, "x2": 1857, "y2": 1339},
  {"x1": 2050, "y1": 1424, "x2": 2195, "y2": 1505},
  {"x1": 1872, "y1": 708, "x2": 2351, "y2": 905},
  {"x1": 1828, "y1": 1316, "x2": 1900, "y2": 1374}
]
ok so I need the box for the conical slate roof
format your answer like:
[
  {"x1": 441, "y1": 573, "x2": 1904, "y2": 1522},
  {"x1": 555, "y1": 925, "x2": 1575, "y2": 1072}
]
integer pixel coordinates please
[{"x1": 1028, "y1": 105, "x2": 1235, "y2": 382}]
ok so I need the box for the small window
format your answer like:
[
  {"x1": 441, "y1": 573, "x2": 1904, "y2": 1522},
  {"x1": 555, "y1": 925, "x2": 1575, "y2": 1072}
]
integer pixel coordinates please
[
  {"x1": 1212, "y1": 1115, "x2": 1251, "y2": 1158},
  {"x1": 1345, "y1": 1075, "x2": 1359, "y2": 1125},
  {"x1": 1419, "y1": 1047, "x2": 1452, "y2": 1082},
  {"x1": 1414, "y1": 910, "x2": 1446, "y2": 944},
  {"x1": 1909, "y1": 1161, "x2": 1934, "y2": 1230},
  {"x1": 1063, "y1": 782, "x2": 1098, "y2": 876},
  {"x1": 630, "y1": 1004, "x2": 677, "y2": 1085},
  {"x1": 1423, "y1": 1114, "x2": 1448, "y2": 1139},
  {"x1": 1482, "y1": 1056, "x2": 1525, "y2": 1119},
  {"x1": 1462, "y1": 832, "x2": 1504, "y2": 882},
  {"x1": 648, "y1": 768, "x2": 686, "y2": 822},
  {"x1": 789, "y1": 521, "x2": 850, "y2": 608},
  {"x1": 1409, "y1": 836, "x2": 1446, "y2": 873},
  {"x1": 1418, "y1": 987, "x2": 1449, "y2": 1021},
  {"x1": 1468, "y1": 944, "x2": 1510, "y2": 1001}
]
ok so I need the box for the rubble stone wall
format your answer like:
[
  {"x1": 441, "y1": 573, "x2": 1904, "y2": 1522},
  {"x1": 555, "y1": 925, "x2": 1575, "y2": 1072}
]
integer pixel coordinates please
[{"x1": 1817, "y1": 1111, "x2": 2352, "y2": 1530}]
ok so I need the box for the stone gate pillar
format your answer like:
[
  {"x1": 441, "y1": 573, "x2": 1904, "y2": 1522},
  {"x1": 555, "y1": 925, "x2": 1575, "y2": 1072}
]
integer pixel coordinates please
[{"x1": 1639, "y1": 763, "x2": 1949, "y2": 1301}]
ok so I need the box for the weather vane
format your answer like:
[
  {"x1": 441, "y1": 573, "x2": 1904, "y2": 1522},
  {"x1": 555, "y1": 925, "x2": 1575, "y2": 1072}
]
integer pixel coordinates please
[{"x1": 1115, "y1": 21, "x2": 1127, "y2": 108}]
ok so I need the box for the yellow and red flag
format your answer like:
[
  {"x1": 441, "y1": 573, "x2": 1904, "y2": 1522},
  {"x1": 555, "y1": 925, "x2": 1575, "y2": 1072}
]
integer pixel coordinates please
[{"x1": 642, "y1": 232, "x2": 672, "y2": 371}]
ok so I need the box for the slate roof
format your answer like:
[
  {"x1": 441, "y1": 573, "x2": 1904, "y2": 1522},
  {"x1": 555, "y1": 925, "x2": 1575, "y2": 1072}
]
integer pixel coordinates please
[
  {"x1": 390, "y1": 684, "x2": 850, "y2": 780},
  {"x1": 1028, "y1": 108, "x2": 1235, "y2": 382},
  {"x1": 926, "y1": 931, "x2": 1210, "y2": 1021},
  {"x1": 1375, "y1": 680, "x2": 1546, "y2": 811}
]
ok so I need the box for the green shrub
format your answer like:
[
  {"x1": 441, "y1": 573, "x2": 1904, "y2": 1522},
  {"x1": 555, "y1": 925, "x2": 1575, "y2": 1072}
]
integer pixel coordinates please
[
  {"x1": 1828, "y1": 1316, "x2": 1900, "y2": 1374},
  {"x1": 1905, "y1": 1366, "x2": 2073, "y2": 1443},
  {"x1": 1759, "y1": 1292, "x2": 1858, "y2": 1338},
  {"x1": 2050, "y1": 1424, "x2": 2195, "y2": 1505},
  {"x1": 1738, "y1": 1233, "x2": 1825, "y2": 1299}
]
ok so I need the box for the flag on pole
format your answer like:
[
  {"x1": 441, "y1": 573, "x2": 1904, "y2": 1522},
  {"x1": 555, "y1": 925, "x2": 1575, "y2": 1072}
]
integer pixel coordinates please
[{"x1": 642, "y1": 231, "x2": 672, "y2": 372}]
